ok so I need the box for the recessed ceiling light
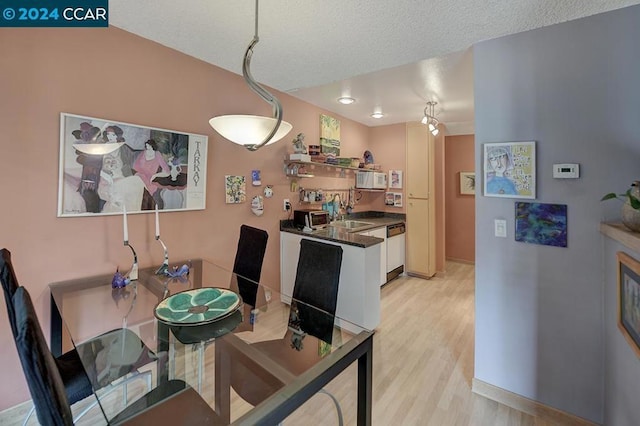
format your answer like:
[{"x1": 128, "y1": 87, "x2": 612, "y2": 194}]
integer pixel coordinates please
[
  {"x1": 370, "y1": 112, "x2": 384, "y2": 119},
  {"x1": 338, "y1": 97, "x2": 355, "y2": 105}
]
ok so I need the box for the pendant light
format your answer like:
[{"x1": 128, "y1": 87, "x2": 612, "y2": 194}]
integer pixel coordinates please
[
  {"x1": 421, "y1": 101, "x2": 440, "y2": 136},
  {"x1": 209, "y1": 0, "x2": 292, "y2": 151}
]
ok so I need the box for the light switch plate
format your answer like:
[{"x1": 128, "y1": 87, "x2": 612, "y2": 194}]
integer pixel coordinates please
[{"x1": 494, "y1": 219, "x2": 507, "y2": 238}]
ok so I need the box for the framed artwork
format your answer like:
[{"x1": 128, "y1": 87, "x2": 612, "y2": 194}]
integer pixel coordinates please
[
  {"x1": 483, "y1": 141, "x2": 536, "y2": 199},
  {"x1": 58, "y1": 113, "x2": 207, "y2": 217},
  {"x1": 389, "y1": 170, "x2": 403, "y2": 189},
  {"x1": 225, "y1": 175, "x2": 246, "y2": 204},
  {"x1": 385, "y1": 192, "x2": 394, "y2": 206},
  {"x1": 394, "y1": 193, "x2": 403, "y2": 207},
  {"x1": 459, "y1": 172, "x2": 475, "y2": 195},
  {"x1": 319, "y1": 114, "x2": 340, "y2": 156},
  {"x1": 515, "y1": 202, "x2": 567, "y2": 247},
  {"x1": 617, "y1": 251, "x2": 640, "y2": 357}
]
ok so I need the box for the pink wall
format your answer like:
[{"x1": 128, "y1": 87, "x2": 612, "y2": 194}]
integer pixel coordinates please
[
  {"x1": 0, "y1": 27, "x2": 374, "y2": 409},
  {"x1": 444, "y1": 134, "x2": 475, "y2": 262},
  {"x1": 368, "y1": 124, "x2": 406, "y2": 213}
]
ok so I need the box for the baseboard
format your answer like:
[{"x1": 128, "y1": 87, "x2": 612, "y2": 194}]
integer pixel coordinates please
[
  {"x1": 445, "y1": 257, "x2": 475, "y2": 265},
  {"x1": 471, "y1": 378, "x2": 598, "y2": 426}
]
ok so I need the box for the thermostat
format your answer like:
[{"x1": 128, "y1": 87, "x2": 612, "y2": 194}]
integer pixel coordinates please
[{"x1": 553, "y1": 163, "x2": 580, "y2": 179}]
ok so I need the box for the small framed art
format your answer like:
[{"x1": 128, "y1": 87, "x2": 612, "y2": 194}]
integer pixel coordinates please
[
  {"x1": 617, "y1": 251, "x2": 640, "y2": 357},
  {"x1": 483, "y1": 141, "x2": 535, "y2": 199},
  {"x1": 459, "y1": 172, "x2": 475, "y2": 195}
]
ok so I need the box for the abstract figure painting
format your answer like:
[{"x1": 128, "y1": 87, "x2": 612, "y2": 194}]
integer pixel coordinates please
[
  {"x1": 617, "y1": 252, "x2": 640, "y2": 357},
  {"x1": 515, "y1": 202, "x2": 567, "y2": 247},
  {"x1": 58, "y1": 113, "x2": 207, "y2": 217},
  {"x1": 483, "y1": 141, "x2": 535, "y2": 199}
]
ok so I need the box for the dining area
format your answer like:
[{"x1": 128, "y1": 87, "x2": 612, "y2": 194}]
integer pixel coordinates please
[{"x1": 0, "y1": 225, "x2": 374, "y2": 425}]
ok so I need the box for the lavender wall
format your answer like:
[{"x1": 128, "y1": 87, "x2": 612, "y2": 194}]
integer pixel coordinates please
[{"x1": 474, "y1": 5, "x2": 640, "y2": 423}]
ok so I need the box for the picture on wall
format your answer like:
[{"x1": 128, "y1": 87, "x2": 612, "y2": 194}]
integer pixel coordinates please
[
  {"x1": 617, "y1": 251, "x2": 640, "y2": 357},
  {"x1": 459, "y1": 172, "x2": 475, "y2": 195},
  {"x1": 225, "y1": 175, "x2": 246, "y2": 204},
  {"x1": 515, "y1": 202, "x2": 567, "y2": 247},
  {"x1": 483, "y1": 141, "x2": 536, "y2": 199},
  {"x1": 389, "y1": 170, "x2": 403, "y2": 189},
  {"x1": 319, "y1": 114, "x2": 341, "y2": 156},
  {"x1": 58, "y1": 113, "x2": 207, "y2": 217}
]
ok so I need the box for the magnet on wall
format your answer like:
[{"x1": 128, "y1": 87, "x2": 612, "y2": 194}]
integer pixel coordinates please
[
  {"x1": 251, "y1": 195, "x2": 264, "y2": 216},
  {"x1": 252, "y1": 170, "x2": 261, "y2": 186},
  {"x1": 264, "y1": 185, "x2": 273, "y2": 198}
]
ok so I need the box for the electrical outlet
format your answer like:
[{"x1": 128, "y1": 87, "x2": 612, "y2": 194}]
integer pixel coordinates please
[{"x1": 283, "y1": 199, "x2": 291, "y2": 211}]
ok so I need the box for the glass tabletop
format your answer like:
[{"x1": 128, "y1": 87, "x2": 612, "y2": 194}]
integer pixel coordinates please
[{"x1": 49, "y1": 259, "x2": 372, "y2": 424}]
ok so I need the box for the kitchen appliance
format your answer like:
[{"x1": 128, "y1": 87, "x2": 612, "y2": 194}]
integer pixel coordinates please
[
  {"x1": 293, "y1": 209, "x2": 330, "y2": 230},
  {"x1": 386, "y1": 222, "x2": 405, "y2": 282},
  {"x1": 356, "y1": 171, "x2": 387, "y2": 189}
]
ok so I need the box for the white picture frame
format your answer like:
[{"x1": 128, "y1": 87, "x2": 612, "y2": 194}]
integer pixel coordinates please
[
  {"x1": 58, "y1": 113, "x2": 207, "y2": 217},
  {"x1": 483, "y1": 141, "x2": 536, "y2": 199}
]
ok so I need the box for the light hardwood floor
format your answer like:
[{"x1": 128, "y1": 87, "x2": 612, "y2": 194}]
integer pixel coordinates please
[{"x1": 0, "y1": 261, "x2": 580, "y2": 425}]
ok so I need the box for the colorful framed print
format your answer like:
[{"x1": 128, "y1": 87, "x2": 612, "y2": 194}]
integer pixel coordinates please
[
  {"x1": 459, "y1": 172, "x2": 475, "y2": 195},
  {"x1": 617, "y1": 251, "x2": 640, "y2": 358},
  {"x1": 515, "y1": 202, "x2": 567, "y2": 247},
  {"x1": 483, "y1": 141, "x2": 535, "y2": 199},
  {"x1": 225, "y1": 175, "x2": 246, "y2": 204},
  {"x1": 389, "y1": 170, "x2": 403, "y2": 189},
  {"x1": 58, "y1": 113, "x2": 207, "y2": 217},
  {"x1": 319, "y1": 114, "x2": 340, "y2": 156}
]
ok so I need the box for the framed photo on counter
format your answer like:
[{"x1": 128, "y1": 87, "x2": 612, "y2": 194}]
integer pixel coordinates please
[{"x1": 617, "y1": 251, "x2": 640, "y2": 357}]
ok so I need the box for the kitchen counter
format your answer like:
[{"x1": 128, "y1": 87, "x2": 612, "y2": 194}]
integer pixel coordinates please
[{"x1": 280, "y1": 212, "x2": 405, "y2": 248}]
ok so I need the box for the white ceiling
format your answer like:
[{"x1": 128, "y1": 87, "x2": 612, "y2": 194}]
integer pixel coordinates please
[{"x1": 110, "y1": 0, "x2": 640, "y2": 134}]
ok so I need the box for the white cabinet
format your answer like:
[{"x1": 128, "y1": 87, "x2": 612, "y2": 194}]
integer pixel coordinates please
[
  {"x1": 358, "y1": 227, "x2": 386, "y2": 286},
  {"x1": 280, "y1": 231, "x2": 381, "y2": 332}
]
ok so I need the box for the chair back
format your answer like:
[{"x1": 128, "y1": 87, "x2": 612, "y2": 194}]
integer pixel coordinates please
[
  {"x1": 13, "y1": 287, "x2": 73, "y2": 426},
  {"x1": 292, "y1": 239, "x2": 343, "y2": 344},
  {"x1": 233, "y1": 225, "x2": 268, "y2": 307},
  {"x1": 1, "y1": 248, "x2": 19, "y2": 338}
]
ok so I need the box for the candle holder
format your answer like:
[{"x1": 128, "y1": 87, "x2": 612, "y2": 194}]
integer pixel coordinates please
[
  {"x1": 155, "y1": 236, "x2": 170, "y2": 275},
  {"x1": 124, "y1": 240, "x2": 139, "y2": 281}
]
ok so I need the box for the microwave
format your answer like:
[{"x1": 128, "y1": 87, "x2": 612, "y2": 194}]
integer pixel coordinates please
[
  {"x1": 293, "y1": 209, "x2": 330, "y2": 229},
  {"x1": 356, "y1": 171, "x2": 387, "y2": 189}
]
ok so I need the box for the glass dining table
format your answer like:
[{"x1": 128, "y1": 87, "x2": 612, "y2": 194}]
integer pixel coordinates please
[{"x1": 48, "y1": 259, "x2": 374, "y2": 425}]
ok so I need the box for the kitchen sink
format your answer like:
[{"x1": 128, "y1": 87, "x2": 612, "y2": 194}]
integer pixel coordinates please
[{"x1": 329, "y1": 220, "x2": 374, "y2": 230}]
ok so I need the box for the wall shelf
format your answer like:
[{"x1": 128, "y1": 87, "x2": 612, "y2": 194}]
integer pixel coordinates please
[
  {"x1": 600, "y1": 222, "x2": 640, "y2": 252},
  {"x1": 284, "y1": 160, "x2": 379, "y2": 173}
]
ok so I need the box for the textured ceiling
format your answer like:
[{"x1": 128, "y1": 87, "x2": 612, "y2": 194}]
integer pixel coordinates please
[{"x1": 110, "y1": 0, "x2": 640, "y2": 133}]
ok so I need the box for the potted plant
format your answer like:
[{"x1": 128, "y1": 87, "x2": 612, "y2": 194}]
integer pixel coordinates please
[{"x1": 601, "y1": 181, "x2": 640, "y2": 232}]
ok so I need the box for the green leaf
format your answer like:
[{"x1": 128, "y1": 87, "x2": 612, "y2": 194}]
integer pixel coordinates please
[
  {"x1": 601, "y1": 193, "x2": 619, "y2": 201},
  {"x1": 627, "y1": 189, "x2": 640, "y2": 209}
]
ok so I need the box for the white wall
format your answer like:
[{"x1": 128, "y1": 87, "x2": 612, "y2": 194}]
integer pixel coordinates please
[{"x1": 474, "y1": 5, "x2": 640, "y2": 424}]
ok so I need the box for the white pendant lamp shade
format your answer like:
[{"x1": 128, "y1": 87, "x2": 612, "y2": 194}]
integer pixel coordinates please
[{"x1": 209, "y1": 115, "x2": 292, "y2": 147}]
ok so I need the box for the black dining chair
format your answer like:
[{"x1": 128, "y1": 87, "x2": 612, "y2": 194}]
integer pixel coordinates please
[
  {"x1": 228, "y1": 238, "x2": 344, "y2": 425},
  {"x1": 12, "y1": 286, "x2": 221, "y2": 426},
  {"x1": 0, "y1": 248, "x2": 153, "y2": 424},
  {"x1": 233, "y1": 224, "x2": 269, "y2": 308}
]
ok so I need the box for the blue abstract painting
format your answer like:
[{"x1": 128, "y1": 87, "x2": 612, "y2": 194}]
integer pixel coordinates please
[{"x1": 515, "y1": 202, "x2": 567, "y2": 247}]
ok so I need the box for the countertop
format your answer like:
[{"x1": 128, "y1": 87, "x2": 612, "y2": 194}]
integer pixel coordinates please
[{"x1": 280, "y1": 212, "x2": 405, "y2": 248}]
